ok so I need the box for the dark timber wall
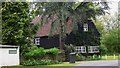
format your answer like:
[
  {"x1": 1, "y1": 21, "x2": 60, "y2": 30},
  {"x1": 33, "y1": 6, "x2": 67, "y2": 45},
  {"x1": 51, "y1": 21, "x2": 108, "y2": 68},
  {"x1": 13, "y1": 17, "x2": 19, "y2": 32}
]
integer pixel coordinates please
[
  {"x1": 37, "y1": 36, "x2": 60, "y2": 49},
  {"x1": 35, "y1": 20, "x2": 100, "y2": 49}
]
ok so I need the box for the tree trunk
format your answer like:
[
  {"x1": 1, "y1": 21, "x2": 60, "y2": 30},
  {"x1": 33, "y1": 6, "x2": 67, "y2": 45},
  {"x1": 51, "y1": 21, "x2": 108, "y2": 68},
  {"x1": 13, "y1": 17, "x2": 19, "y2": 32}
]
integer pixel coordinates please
[{"x1": 59, "y1": 35, "x2": 64, "y2": 52}]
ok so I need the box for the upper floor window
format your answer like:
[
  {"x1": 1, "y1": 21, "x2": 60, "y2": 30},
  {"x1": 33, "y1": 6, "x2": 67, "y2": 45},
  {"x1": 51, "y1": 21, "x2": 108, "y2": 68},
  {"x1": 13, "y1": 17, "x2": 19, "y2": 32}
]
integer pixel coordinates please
[
  {"x1": 83, "y1": 24, "x2": 88, "y2": 31},
  {"x1": 35, "y1": 38, "x2": 40, "y2": 45}
]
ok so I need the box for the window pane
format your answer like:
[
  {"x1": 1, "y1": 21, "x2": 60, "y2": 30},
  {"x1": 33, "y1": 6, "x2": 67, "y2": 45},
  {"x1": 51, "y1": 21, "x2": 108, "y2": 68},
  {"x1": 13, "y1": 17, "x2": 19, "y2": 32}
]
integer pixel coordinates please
[
  {"x1": 9, "y1": 50, "x2": 17, "y2": 54},
  {"x1": 35, "y1": 38, "x2": 40, "y2": 45},
  {"x1": 83, "y1": 24, "x2": 88, "y2": 31}
]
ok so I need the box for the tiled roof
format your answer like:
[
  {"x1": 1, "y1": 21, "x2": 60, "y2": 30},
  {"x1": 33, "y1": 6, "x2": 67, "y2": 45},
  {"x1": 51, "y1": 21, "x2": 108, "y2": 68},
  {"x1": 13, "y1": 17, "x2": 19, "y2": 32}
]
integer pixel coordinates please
[{"x1": 31, "y1": 16, "x2": 73, "y2": 37}]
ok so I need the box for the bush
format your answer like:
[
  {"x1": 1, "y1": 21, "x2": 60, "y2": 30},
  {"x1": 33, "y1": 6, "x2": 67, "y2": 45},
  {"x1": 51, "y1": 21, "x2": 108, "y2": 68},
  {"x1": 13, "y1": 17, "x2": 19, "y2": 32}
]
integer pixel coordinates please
[
  {"x1": 64, "y1": 44, "x2": 75, "y2": 61},
  {"x1": 44, "y1": 48, "x2": 59, "y2": 55},
  {"x1": 91, "y1": 55, "x2": 101, "y2": 60},
  {"x1": 22, "y1": 60, "x2": 39, "y2": 66},
  {"x1": 76, "y1": 54, "x2": 101, "y2": 61},
  {"x1": 76, "y1": 54, "x2": 86, "y2": 61},
  {"x1": 24, "y1": 47, "x2": 45, "y2": 59},
  {"x1": 39, "y1": 60, "x2": 53, "y2": 65},
  {"x1": 22, "y1": 59, "x2": 62, "y2": 66},
  {"x1": 22, "y1": 46, "x2": 60, "y2": 65}
]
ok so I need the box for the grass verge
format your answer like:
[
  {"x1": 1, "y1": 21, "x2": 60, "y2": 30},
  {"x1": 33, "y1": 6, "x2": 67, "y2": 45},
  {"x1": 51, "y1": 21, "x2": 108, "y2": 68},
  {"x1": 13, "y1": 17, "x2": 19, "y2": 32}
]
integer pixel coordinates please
[
  {"x1": 101, "y1": 56, "x2": 119, "y2": 60},
  {"x1": 2, "y1": 62, "x2": 80, "y2": 68}
]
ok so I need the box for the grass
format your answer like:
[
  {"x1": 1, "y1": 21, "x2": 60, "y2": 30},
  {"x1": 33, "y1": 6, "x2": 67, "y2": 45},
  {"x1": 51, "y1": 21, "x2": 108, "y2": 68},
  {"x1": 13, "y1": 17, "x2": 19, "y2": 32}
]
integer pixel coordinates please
[
  {"x1": 2, "y1": 56, "x2": 119, "y2": 68},
  {"x1": 48, "y1": 62, "x2": 80, "y2": 66},
  {"x1": 101, "y1": 56, "x2": 119, "y2": 60},
  {"x1": 2, "y1": 62, "x2": 80, "y2": 68},
  {"x1": 2, "y1": 66, "x2": 71, "y2": 68}
]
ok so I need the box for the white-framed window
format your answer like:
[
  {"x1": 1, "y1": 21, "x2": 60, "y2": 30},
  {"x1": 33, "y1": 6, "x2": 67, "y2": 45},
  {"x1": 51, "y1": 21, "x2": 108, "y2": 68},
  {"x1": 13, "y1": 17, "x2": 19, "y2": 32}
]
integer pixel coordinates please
[
  {"x1": 74, "y1": 46, "x2": 86, "y2": 53},
  {"x1": 88, "y1": 46, "x2": 99, "y2": 53},
  {"x1": 9, "y1": 50, "x2": 17, "y2": 54},
  {"x1": 35, "y1": 38, "x2": 40, "y2": 45},
  {"x1": 83, "y1": 24, "x2": 88, "y2": 31}
]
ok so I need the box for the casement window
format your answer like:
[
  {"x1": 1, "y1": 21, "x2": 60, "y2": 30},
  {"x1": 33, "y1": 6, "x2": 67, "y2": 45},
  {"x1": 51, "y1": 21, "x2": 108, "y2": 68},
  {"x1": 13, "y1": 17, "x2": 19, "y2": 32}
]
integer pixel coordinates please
[
  {"x1": 88, "y1": 46, "x2": 99, "y2": 53},
  {"x1": 83, "y1": 24, "x2": 88, "y2": 31},
  {"x1": 74, "y1": 46, "x2": 86, "y2": 53},
  {"x1": 9, "y1": 50, "x2": 17, "y2": 54},
  {"x1": 35, "y1": 38, "x2": 40, "y2": 45}
]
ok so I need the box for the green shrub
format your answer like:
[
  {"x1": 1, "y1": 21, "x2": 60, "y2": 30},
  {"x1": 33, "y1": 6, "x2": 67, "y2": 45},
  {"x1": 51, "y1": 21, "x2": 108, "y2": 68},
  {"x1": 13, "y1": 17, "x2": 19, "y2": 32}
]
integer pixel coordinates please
[
  {"x1": 34, "y1": 47, "x2": 45, "y2": 57},
  {"x1": 45, "y1": 48, "x2": 59, "y2": 55},
  {"x1": 92, "y1": 55, "x2": 101, "y2": 60},
  {"x1": 22, "y1": 47, "x2": 60, "y2": 65},
  {"x1": 22, "y1": 60, "x2": 39, "y2": 66},
  {"x1": 54, "y1": 60, "x2": 63, "y2": 64},
  {"x1": 22, "y1": 59, "x2": 62, "y2": 66},
  {"x1": 28, "y1": 45, "x2": 38, "y2": 51},
  {"x1": 39, "y1": 60, "x2": 53, "y2": 65},
  {"x1": 24, "y1": 47, "x2": 45, "y2": 59},
  {"x1": 76, "y1": 54, "x2": 86, "y2": 61},
  {"x1": 39, "y1": 60, "x2": 62, "y2": 65},
  {"x1": 76, "y1": 54, "x2": 101, "y2": 61}
]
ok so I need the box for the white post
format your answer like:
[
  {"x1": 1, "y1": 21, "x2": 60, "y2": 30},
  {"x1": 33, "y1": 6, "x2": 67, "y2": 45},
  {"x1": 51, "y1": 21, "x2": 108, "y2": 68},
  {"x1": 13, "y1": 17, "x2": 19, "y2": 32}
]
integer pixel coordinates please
[
  {"x1": 114, "y1": 54, "x2": 115, "y2": 59},
  {"x1": 105, "y1": 55, "x2": 107, "y2": 60},
  {"x1": 93, "y1": 55, "x2": 95, "y2": 59},
  {"x1": 99, "y1": 55, "x2": 101, "y2": 58}
]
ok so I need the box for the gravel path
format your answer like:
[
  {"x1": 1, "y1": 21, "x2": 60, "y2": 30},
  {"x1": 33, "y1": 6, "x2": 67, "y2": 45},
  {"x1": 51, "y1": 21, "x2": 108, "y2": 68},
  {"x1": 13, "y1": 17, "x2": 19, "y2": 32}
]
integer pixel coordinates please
[
  {"x1": 70, "y1": 60, "x2": 119, "y2": 68},
  {"x1": 76, "y1": 60, "x2": 118, "y2": 66}
]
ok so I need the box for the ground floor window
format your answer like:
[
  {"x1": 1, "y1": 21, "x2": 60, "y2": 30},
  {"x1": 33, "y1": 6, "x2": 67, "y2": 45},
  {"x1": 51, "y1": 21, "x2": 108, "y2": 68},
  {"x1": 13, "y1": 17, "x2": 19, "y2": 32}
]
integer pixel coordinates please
[
  {"x1": 88, "y1": 46, "x2": 99, "y2": 53},
  {"x1": 74, "y1": 46, "x2": 86, "y2": 53},
  {"x1": 35, "y1": 38, "x2": 40, "y2": 45}
]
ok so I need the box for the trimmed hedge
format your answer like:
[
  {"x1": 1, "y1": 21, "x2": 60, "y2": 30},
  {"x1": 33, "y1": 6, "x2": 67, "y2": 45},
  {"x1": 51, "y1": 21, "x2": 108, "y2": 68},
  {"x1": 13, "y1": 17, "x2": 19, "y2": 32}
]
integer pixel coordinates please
[
  {"x1": 22, "y1": 46, "x2": 60, "y2": 66},
  {"x1": 22, "y1": 59, "x2": 62, "y2": 66}
]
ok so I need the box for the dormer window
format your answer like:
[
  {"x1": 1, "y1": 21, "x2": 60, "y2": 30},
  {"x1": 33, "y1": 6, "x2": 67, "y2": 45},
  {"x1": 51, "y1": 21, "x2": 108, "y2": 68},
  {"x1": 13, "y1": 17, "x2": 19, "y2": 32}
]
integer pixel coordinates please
[{"x1": 83, "y1": 24, "x2": 88, "y2": 31}]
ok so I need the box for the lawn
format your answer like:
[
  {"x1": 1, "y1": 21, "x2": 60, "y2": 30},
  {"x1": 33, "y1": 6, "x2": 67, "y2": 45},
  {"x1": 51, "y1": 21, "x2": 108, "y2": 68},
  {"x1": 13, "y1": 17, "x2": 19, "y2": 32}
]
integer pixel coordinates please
[
  {"x1": 2, "y1": 56, "x2": 119, "y2": 68},
  {"x1": 101, "y1": 56, "x2": 119, "y2": 60},
  {"x1": 2, "y1": 66, "x2": 71, "y2": 68},
  {"x1": 2, "y1": 62, "x2": 80, "y2": 68}
]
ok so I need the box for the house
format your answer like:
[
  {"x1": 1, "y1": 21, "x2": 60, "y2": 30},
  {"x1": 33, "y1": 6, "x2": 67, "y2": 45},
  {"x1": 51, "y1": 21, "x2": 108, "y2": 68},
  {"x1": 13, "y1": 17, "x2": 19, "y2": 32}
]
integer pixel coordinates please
[{"x1": 31, "y1": 16, "x2": 100, "y2": 55}]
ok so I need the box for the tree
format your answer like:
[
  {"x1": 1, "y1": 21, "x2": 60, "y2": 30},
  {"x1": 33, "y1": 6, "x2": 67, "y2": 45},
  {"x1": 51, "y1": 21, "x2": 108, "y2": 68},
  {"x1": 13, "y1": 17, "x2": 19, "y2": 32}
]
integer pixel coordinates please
[
  {"x1": 101, "y1": 28, "x2": 120, "y2": 54},
  {"x1": 0, "y1": 2, "x2": 1, "y2": 44},
  {"x1": 99, "y1": 13, "x2": 120, "y2": 54},
  {"x1": 92, "y1": 17, "x2": 105, "y2": 34},
  {"x1": 2, "y1": 2, "x2": 39, "y2": 54},
  {"x1": 34, "y1": 2, "x2": 109, "y2": 52}
]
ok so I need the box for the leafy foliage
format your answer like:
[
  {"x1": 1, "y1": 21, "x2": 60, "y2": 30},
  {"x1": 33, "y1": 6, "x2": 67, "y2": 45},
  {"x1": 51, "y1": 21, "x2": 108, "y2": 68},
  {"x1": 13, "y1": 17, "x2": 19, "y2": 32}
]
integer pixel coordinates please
[
  {"x1": 24, "y1": 47, "x2": 45, "y2": 59},
  {"x1": 22, "y1": 60, "x2": 39, "y2": 66},
  {"x1": 23, "y1": 46, "x2": 59, "y2": 60},
  {"x1": 2, "y1": 2, "x2": 40, "y2": 59},
  {"x1": 2, "y1": 2, "x2": 31, "y2": 45},
  {"x1": 22, "y1": 59, "x2": 62, "y2": 66},
  {"x1": 101, "y1": 28, "x2": 120, "y2": 54},
  {"x1": 98, "y1": 13, "x2": 120, "y2": 54},
  {"x1": 64, "y1": 44, "x2": 75, "y2": 61},
  {"x1": 76, "y1": 54, "x2": 101, "y2": 61},
  {"x1": 45, "y1": 48, "x2": 59, "y2": 55}
]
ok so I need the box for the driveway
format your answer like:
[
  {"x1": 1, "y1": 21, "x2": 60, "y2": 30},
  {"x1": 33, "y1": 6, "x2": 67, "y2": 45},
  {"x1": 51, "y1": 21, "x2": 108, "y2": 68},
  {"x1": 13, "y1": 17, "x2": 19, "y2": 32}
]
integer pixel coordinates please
[{"x1": 71, "y1": 60, "x2": 119, "y2": 68}]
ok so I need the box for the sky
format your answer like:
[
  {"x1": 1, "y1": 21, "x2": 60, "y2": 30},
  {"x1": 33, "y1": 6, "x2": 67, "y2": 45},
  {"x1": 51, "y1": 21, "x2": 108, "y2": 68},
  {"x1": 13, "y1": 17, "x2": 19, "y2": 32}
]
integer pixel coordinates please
[
  {"x1": 28, "y1": 0, "x2": 119, "y2": 16},
  {"x1": 108, "y1": 1, "x2": 119, "y2": 16}
]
